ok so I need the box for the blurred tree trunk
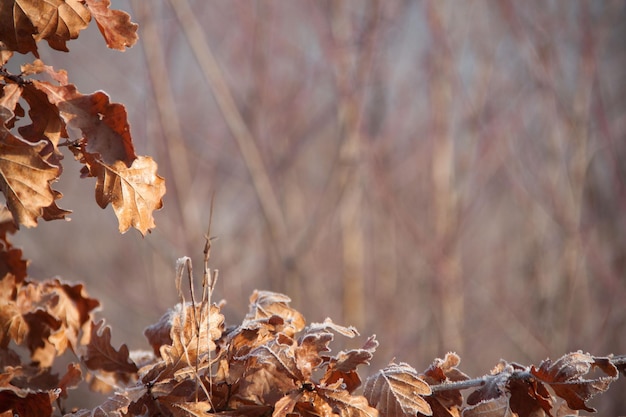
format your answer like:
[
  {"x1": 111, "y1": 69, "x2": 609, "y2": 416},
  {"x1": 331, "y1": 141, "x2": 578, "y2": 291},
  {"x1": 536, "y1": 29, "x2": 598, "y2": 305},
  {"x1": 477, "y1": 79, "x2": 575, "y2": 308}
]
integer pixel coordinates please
[{"x1": 426, "y1": 2, "x2": 463, "y2": 352}]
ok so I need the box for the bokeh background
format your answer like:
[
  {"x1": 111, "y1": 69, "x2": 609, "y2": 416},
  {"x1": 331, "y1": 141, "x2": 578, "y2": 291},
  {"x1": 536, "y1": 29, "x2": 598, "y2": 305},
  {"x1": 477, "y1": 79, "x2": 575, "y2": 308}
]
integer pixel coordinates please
[{"x1": 8, "y1": 0, "x2": 626, "y2": 412}]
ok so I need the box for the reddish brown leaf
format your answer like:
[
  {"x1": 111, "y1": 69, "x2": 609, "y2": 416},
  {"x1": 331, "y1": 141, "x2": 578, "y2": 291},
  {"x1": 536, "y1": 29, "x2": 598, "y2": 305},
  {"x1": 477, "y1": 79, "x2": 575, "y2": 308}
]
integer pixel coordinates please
[
  {"x1": 0, "y1": 388, "x2": 58, "y2": 417},
  {"x1": 322, "y1": 335, "x2": 378, "y2": 393},
  {"x1": 19, "y1": 83, "x2": 67, "y2": 157},
  {"x1": 0, "y1": 0, "x2": 91, "y2": 56},
  {"x1": 507, "y1": 371, "x2": 552, "y2": 417},
  {"x1": 32, "y1": 82, "x2": 136, "y2": 165},
  {"x1": 421, "y1": 353, "x2": 469, "y2": 417},
  {"x1": 57, "y1": 362, "x2": 82, "y2": 399},
  {"x1": 84, "y1": 0, "x2": 138, "y2": 51},
  {"x1": 83, "y1": 320, "x2": 138, "y2": 374},
  {"x1": 466, "y1": 362, "x2": 512, "y2": 406},
  {"x1": 0, "y1": 246, "x2": 28, "y2": 284},
  {"x1": 364, "y1": 363, "x2": 432, "y2": 417},
  {"x1": 530, "y1": 351, "x2": 618, "y2": 413}
]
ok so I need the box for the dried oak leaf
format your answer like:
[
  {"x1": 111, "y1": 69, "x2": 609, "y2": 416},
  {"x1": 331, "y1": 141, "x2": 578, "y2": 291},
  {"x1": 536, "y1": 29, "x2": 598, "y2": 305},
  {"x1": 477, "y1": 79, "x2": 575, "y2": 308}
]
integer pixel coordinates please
[
  {"x1": 65, "y1": 392, "x2": 132, "y2": 417},
  {"x1": 84, "y1": 0, "x2": 138, "y2": 51},
  {"x1": 1, "y1": 86, "x2": 67, "y2": 227},
  {"x1": 0, "y1": 242, "x2": 28, "y2": 284},
  {"x1": 0, "y1": 0, "x2": 90, "y2": 56},
  {"x1": 32, "y1": 81, "x2": 164, "y2": 235},
  {"x1": 245, "y1": 291, "x2": 306, "y2": 337},
  {"x1": 57, "y1": 362, "x2": 82, "y2": 399},
  {"x1": 157, "y1": 302, "x2": 225, "y2": 371},
  {"x1": 530, "y1": 351, "x2": 618, "y2": 413},
  {"x1": 506, "y1": 371, "x2": 552, "y2": 417},
  {"x1": 78, "y1": 151, "x2": 165, "y2": 235},
  {"x1": 466, "y1": 361, "x2": 512, "y2": 406},
  {"x1": 421, "y1": 352, "x2": 469, "y2": 417},
  {"x1": 18, "y1": 84, "x2": 67, "y2": 164},
  {"x1": 82, "y1": 320, "x2": 138, "y2": 375},
  {"x1": 32, "y1": 81, "x2": 136, "y2": 165},
  {"x1": 322, "y1": 335, "x2": 378, "y2": 393},
  {"x1": 364, "y1": 362, "x2": 432, "y2": 417},
  {"x1": 319, "y1": 380, "x2": 379, "y2": 417},
  {"x1": 0, "y1": 387, "x2": 59, "y2": 417},
  {"x1": 232, "y1": 336, "x2": 299, "y2": 407},
  {"x1": 462, "y1": 396, "x2": 513, "y2": 417}
]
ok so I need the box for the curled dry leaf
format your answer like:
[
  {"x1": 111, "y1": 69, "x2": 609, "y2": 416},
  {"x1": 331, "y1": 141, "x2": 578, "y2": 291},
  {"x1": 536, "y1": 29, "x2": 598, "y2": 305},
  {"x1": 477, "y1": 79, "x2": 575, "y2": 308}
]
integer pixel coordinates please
[
  {"x1": 245, "y1": 290, "x2": 306, "y2": 336},
  {"x1": 421, "y1": 352, "x2": 469, "y2": 417},
  {"x1": 530, "y1": 351, "x2": 618, "y2": 413},
  {"x1": 322, "y1": 335, "x2": 378, "y2": 393},
  {"x1": 0, "y1": 0, "x2": 90, "y2": 56},
  {"x1": 364, "y1": 362, "x2": 432, "y2": 417},
  {"x1": 84, "y1": 0, "x2": 138, "y2": 51}
]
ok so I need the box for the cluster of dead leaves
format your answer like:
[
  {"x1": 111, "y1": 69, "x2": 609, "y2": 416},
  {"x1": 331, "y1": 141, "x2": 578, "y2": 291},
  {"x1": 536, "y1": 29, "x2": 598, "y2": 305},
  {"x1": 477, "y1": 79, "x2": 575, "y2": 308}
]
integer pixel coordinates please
[
  {"x1": 0, "y1": 0, "x2": 165, "y2": 235},
  {"x1": 0, "y1": 241, "x2": 622, "y2": 417}
]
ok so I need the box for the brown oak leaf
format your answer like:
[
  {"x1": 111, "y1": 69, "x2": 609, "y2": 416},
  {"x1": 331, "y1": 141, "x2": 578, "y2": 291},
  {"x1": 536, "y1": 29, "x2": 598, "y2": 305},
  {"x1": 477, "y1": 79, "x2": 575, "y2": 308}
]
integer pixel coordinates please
[
  {"x1": 76, "y1": 149, "x2": 165, "y2": 235},
  {"x1": 57, "y1": 362, "x2": 82, "y2": 399},
  {"x1": 84, "y1": 0, "x2": 138, "y2": 51},
  {"x1": 322, "y1": 335, "x2": 378, "y2": 394},
  {"x1": 245, "y1": 291, "x2": 306, "y2": 337},
  {"x1": 462, "y1": 396, "x2": 513, "y2": 417},
  {"x1": 0, "y1": 0, "x2": 90, "y2": 56},
  {"x1": 157, "y1": 302, "x2": 225, "y2": 370},
  {"x1": 421, "y1": 352, "x2": 469, "y2": 417},
  {"x1": 32, "y1": 81, "x2": 136, "y2": 165},
  {"x1": 1, "y1": 84, "x2": 68, "y2": 227},
  {"x1": 364, "y1": 362, "x2": 432, "y2": 417},
  {"x1": 0, "y1": 135, "x2": 65, "y2": 228},
  {"x1": 82, "y1": 320, "x2": 138, "y2": 375},
  {"x1": 318, "y1": 382, "x2": 379, "y2": 417},
  {"x1": 530, "y1": 351, "x2": 618, "y2": 413}
]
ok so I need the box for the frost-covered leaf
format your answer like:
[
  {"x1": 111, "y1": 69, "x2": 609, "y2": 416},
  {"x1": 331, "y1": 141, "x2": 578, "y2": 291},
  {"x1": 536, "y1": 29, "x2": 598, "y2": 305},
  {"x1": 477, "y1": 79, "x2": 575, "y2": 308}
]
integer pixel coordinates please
[
  {"x1": 319, "y1": 383, "x2": 379, "y2": 417},
  {"x1": 421, "y1": 353, "x2": 468, "y2": 416},
  {"x1": 322, "y1": 335, "x2": 378, "y2": 393},
  {"x1": 157, "y1": 302, "x2": 225, "y2": 370},
  {"x1": 245, "y1": 291, "x2": 306, "y2": 336},
  {"x1": 364, "y1": 362, "x2": 432, "y2": 417},
  {"x1": 462, "y1": 396, "x2": 513, "y2": 417},
  {"x1": 530, "y1": 351, "x2": 618, "y2": 412}
]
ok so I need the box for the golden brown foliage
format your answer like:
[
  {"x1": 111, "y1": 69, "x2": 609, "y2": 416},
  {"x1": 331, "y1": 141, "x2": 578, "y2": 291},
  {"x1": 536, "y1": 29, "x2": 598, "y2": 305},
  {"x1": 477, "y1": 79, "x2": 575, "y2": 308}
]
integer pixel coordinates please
[{"x1": 0, "y1": 0, "x2": 163, "y2": 236}]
